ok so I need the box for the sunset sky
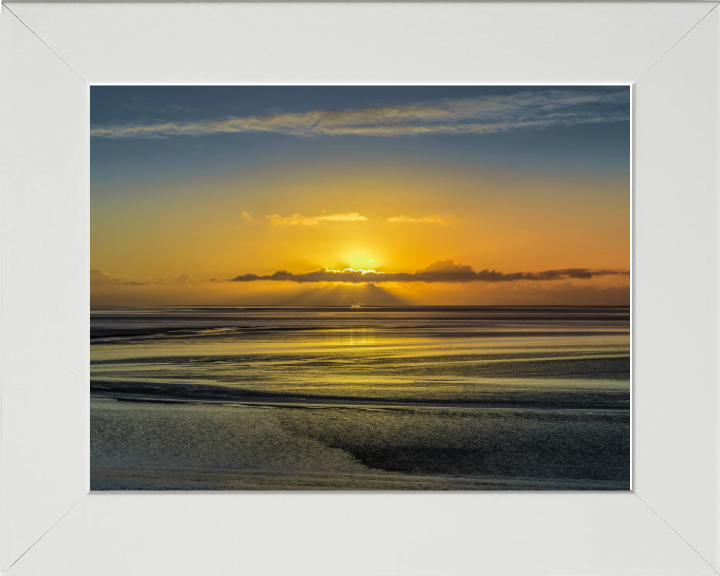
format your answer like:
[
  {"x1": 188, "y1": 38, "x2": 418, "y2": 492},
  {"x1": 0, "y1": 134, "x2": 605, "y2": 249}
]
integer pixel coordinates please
[{"x1": 91, "y1": 86, "x2": 630, "y2": 306}]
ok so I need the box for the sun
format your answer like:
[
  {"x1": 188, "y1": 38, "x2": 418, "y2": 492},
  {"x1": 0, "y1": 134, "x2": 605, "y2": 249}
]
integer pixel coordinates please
[{"x1": 342, "y1": 249, "x2": 379, "y2": 270}]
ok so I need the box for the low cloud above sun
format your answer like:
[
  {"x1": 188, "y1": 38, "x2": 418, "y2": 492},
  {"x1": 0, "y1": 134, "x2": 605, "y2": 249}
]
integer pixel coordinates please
[
  {"x1": 261, "y1": 212, "x2": 457, "y2": 227},
  {"x1": 266, "y1": 212, "x2": 367, "y2": 226},
  {"x1": 386, "y1": 214, "x2": 456, "y2": 225}
]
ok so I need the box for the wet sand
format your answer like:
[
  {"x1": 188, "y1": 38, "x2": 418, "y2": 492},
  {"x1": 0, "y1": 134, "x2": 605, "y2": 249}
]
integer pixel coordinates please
[{"x1": 91, "y1": 397, "x2": 629, "y2": 490}]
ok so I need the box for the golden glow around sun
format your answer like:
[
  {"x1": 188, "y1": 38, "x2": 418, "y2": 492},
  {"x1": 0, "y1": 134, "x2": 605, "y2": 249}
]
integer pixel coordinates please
[
  {"x1": 342, "y1": 249, "x2": 378, "y2": 270},
  {"x1": 91, "y1": 163, "x2": 629, "y2": 306}
]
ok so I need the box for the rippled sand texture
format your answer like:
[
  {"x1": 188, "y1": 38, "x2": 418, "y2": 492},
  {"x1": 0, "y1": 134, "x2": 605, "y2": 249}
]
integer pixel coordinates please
[{"x1": 91, "y1": 306, "x2": 630, "y2": 490}]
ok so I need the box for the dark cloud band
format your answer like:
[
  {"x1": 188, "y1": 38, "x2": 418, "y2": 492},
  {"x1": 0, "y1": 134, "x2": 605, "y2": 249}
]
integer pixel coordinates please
[{"x1": 228, "y1": 261, "x2": 629, "y2": 284}]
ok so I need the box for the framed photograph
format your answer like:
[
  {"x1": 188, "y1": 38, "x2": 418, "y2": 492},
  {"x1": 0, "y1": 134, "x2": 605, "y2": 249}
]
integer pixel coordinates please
[
  {"x1": 89, "y1": 83, "x2": 632, "y2": 493},
  {"x1": 1, "y1": 2, "x2": 718, "y2": 575}
]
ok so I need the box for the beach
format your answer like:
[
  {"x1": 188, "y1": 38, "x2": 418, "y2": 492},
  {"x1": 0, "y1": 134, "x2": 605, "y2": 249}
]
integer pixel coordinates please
[{"x1": 91, "y1": 306, "x2": 630, "y2": 490}]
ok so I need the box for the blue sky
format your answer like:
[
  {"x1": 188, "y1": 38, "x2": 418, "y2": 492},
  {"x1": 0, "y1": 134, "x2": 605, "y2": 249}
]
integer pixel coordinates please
[{"x1": 91, "y1": 86, "x2": 630, "y2": 192}]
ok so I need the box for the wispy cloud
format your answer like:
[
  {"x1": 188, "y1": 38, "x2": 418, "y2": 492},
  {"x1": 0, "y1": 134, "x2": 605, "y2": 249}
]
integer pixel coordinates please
[
  {"x1": 228, "y1": 260, "x2": 630, "y2": 284},
  {"x1": 387, "y1": 214, "x2": 456, "y2": 225},
  {"x1": 241, "y1": 210, "x2": 254, "y2": 221},
  {"x1": 91, "y1": 269, "x2": 193, "y2": 287},
  {"x1": 121, "y1": 96, "x2": 199, "y2": 114},
  {"x1": 91, "y1": 90, "x2": 629, "y2": 139},
  {"x1": 151, "y1": 274, "x2": 192, "y2": 286},
  {"x1": 91, "y1": 269, "x2": 149, "y2": 286},
  {"x1": 266, "y1": 212, "x2": 368, "y2": 226}
]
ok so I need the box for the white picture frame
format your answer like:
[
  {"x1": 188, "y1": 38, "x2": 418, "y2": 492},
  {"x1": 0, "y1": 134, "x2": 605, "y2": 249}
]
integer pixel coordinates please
[{"x1": 1, "y1": 2, "x2": 718, "y2": 574}]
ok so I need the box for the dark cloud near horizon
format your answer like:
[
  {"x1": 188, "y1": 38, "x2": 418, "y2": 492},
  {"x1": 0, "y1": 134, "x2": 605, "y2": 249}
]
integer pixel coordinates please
[
  {"x1": 228, "y1": 260, "x2": 630, "y2": 284},
  {"x1": 91, "y1": 269, "x2": 192, "y2": 287},
  {"x1": 91, "y1": 269, "x2": 149, "y2": 286}
]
